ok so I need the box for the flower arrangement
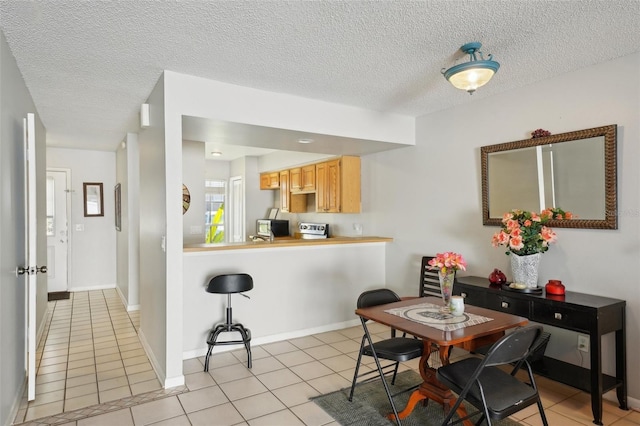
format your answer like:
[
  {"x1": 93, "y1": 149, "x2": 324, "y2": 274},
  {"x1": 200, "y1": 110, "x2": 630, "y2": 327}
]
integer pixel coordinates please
[
  {"x1": 428, "y1": 252, "x2": 467, "y2": 275},
  {"x1": 491, "y1": 208, "x2": 573, "y2": 256}
]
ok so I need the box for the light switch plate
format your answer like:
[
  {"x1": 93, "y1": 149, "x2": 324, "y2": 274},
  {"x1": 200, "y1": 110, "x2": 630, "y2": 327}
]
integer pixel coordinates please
[{"x1": 75, "y1": 224, "x2": 84, "y2": 231}]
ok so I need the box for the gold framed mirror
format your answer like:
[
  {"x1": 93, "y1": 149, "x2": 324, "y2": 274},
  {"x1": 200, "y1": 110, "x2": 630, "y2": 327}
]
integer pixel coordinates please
[
  {"x1": 83, "y1": 182, "x2": 104, "y2": 217},
  {"x1": 481, "y1": 124, "x2": 617, "y2": 229}
]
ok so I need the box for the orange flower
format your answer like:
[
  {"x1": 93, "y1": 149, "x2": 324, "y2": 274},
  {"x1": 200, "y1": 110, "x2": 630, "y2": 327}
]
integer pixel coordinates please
[
  {"x1": 492, "y1": 208, "x2": 571, "y2": 256},
  {"x1": 509, "y1": 235, "x2": 524, "y2": 251}
]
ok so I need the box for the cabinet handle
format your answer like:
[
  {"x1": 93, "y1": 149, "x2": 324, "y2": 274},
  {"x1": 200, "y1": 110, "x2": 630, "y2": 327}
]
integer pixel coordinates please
[
  {"x1": 461, "y1": 292, "x2": 467, "y2": 298},
  {"x1": 554, "y1": 313, "x2": 563, "y2": 320},
  {"x1": 501, "y1": 301, "x2": 509, "y2": 309}
]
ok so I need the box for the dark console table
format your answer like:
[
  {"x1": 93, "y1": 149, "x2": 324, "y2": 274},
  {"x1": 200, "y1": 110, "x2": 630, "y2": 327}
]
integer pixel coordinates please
[{"x1": 454, "y1": 276, "x2": 627, "y2": 425}]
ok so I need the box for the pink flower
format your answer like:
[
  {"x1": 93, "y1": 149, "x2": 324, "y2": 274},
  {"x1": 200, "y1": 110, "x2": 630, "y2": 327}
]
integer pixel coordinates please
[
  {"x1": 491, "y1": 231, "x2": 510, "y2": 247},
  {"x1": 509, "y1": 235, "x2": 524, "y2": 251},
  {"x1": 541, "y1": 226, "x2": 557, "y2": 244},
  {"x1": 505, "y1": 219, "x2": 520, "y2": 231},
  {"x1": 428, "y1": 251, "x2": 467, "y2": 273},
  {"x1": 492, "y1": 208, "x2": 571, "y2": 256}
]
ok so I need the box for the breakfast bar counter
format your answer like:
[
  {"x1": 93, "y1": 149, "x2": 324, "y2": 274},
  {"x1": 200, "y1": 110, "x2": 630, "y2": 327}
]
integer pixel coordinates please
[
  {"x1": 182, "y1": 236, "x2": 393, "y2": 361},
  {"x1": 183, "y1": 236, "x2": 392, "y2": 252}
]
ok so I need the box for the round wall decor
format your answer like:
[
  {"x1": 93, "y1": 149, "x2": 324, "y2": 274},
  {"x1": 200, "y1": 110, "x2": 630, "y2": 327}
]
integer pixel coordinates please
[{"x1": 182, "y1": 184, "x2": 191, "y2": 214}]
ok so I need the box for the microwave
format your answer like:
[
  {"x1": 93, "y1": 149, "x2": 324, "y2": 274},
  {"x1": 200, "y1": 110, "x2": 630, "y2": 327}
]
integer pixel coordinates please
[{"x1": 256, "y1": 219, "x2": 289, "y2": 238}]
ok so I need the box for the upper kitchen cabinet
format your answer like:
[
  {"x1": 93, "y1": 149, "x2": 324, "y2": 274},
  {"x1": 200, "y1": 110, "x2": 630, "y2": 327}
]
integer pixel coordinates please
[
  {"x1": 260, "y1": 172, "x2": 280, "y2": 189},
  {"x1": 279, "y1": 170, "x2": 306, "y2": 213},
  {"x1": 261, "y1": 156, "x2": 360, "y2": 213},
  {"x1": 316, "y1": 156, "x2": 361, "y2": 213},
  {"x1": 290, "y1": 164, "x2": 316, "y2": 193}
]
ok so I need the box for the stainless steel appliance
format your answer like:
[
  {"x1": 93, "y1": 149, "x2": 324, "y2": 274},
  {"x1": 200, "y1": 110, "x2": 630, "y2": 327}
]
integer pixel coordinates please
[
  {"x1": 256, "y1": 219, "x2": 289, "y2": 238},
  {"x1": 298, "y1": 222, "x2": 329, "y2": 239}
]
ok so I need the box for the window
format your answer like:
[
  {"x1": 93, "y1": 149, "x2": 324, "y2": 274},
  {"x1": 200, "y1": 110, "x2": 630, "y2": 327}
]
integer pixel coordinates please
[{"x1": 205, "y1": 179, "x2": 225, "y2": 243}]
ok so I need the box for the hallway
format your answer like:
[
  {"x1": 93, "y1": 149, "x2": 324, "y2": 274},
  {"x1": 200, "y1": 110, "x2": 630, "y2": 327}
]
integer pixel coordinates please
[{"x1": 14, "y1": 289, "x2": 186, "y2": 424}]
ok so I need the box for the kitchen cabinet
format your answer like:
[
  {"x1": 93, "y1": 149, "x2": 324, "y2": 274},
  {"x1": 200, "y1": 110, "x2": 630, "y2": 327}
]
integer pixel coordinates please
[
  {"x1": 290, "y1": 165, "x2": 316, "y2": 193},
  {"x1": 316, "y1": 156, "x2": 360, "y2": 213},
  {"x1": 279, "y1": 170, "x2": 306, "y2": 213},
  {"x1": 260, "y1": 172, "x2": 280, "y2": 189}
]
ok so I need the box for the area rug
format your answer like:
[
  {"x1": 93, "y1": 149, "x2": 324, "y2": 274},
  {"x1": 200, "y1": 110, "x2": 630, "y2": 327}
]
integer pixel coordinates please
[
  {"x1": 312, "y1": 370, "x2": 523, "y2": 426},
  {"x1": 48, "y1": 291, "x2": 70, "y2": 301}
]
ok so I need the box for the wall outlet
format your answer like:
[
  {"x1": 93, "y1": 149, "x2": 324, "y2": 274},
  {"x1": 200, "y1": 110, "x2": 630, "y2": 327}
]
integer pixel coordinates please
[{"x1": 578, "y1": 334, "x2": 589, "y2": 352}]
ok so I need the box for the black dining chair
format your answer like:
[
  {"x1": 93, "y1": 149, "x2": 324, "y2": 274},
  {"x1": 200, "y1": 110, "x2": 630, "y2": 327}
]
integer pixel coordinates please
[
  {"x1": 420, "y1": 255, "x2": 445, "y2": 298},
  {"x1": 436, "y1": 325, "x2": 549, "y2": 426},
  {"x1": 348, "y1": 288, "x2": 424, "y2": 425},
  {"x1": 203, "y1": 273, "x2": 253, "y2": 371}
]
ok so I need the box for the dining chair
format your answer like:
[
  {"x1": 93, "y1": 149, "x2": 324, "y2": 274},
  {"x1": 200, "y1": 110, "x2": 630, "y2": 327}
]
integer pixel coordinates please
[
  {"x1": 203, "y1": 273, "x2": 253, "y2": 371},
  {"x1": 436, "y1": 325, "x2": 549, "y2": 426},
  {"x1": 348, "y1": 288, "x2": 424, "y2": 425},
  {"x1": 420, "y1": 255, "x2": 443, "y2": 298}
]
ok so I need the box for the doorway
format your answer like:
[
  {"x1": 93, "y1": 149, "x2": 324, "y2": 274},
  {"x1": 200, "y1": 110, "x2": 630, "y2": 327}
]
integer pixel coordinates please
[{"x1": 46, "y1": 169, "x2": 70, "y2": 294}]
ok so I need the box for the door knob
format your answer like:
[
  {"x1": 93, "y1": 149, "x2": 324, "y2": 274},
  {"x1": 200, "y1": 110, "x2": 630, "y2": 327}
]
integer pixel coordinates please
[{"x1": 15, "y1": 265, "x2": 47, "y2": 276}]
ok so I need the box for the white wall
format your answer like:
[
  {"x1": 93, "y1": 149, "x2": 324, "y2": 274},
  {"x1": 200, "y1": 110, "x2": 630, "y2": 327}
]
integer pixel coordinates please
[
  {"x1": 367, "y1": 52, "x2": 640, "y2": 401},
  {"x1": 0, "y1": 30, "x2": 47, "y2": 426},
  {"x1": 183, "y1": 243, "x2": 388, "y2": 358},
  {"x1": 115, "y1": 133, "x2": 140, "y2": 310},
  {"x1": 156, "y1": 70, "x2": 415, "y2": 388},
  {"x1": 138, "y1": 74, "x2": 171, "y2": 386},
  {"x1": 47, "y1": 148, "x2": 117, "y2": 291}
]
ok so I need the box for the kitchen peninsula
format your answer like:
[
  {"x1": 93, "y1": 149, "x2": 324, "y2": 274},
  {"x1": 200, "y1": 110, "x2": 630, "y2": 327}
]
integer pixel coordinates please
[
  {"x1": 184, "y1": 236, "x2": 392, "y2": 251},
  {"x1": 182, "y1": 236, "x2": 393, "y2": 360}
]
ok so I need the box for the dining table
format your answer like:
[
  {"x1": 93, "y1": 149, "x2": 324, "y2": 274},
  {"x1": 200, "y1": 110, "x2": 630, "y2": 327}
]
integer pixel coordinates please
[{"x1": 355, "y1": 296, "x2": 529, "y2": 424}]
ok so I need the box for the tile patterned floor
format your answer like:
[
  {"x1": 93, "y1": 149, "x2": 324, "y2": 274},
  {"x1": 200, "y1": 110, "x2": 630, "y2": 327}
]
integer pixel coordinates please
[{"x1": 13, "y1": 289, "x2": 639, "y2": 426}]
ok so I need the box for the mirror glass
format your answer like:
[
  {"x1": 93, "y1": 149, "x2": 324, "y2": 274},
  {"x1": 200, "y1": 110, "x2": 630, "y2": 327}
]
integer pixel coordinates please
[
  {"x1": 481, "y1": 125, "x2": 617, "y2": 229},
  {"x1": 83, "y1": 182, "x2": 104, "y2": 217}
]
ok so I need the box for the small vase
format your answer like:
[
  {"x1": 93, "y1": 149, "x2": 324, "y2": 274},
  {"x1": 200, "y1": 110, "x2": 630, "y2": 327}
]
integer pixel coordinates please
[
  {"x1": 438, "y1": 270, "x2": 456, "y2": 312},
  {"x1": 510, "y1": 253, "x2": 541, "y2": 288}
]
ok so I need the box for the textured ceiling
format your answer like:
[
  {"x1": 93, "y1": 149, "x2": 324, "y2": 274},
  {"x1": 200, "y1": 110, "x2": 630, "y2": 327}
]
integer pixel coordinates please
[{"x1": 1, "y1": 1, "x2": 639, "y2": 152}]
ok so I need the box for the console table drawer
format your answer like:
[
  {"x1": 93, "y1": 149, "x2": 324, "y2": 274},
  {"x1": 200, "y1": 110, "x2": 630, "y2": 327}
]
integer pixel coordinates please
[
  {"x1": 456, "y1": 286, "x2": 485, "y2": 306},
  {"x1": 531, "y1": 304, "x2": 590, "y2": 332},
  {"x1": 485, "y1": 295, "x2": 530, "y2": 316}
]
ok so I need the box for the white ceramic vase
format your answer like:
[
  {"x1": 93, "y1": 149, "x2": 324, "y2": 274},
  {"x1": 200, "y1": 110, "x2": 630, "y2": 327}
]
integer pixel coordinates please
[{"x1": 510, "y1": 253, "x2": 541, "y2": 288}]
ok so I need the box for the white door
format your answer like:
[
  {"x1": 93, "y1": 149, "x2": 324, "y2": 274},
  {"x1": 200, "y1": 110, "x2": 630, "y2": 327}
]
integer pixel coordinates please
[
  {"x1": 229, "y1": 176, "x2": 244, "y2": 242},
  {"x1": 22, "y1": 113, "x2": 40, "y2": 401},
  {"x1": 46, "y1": 170, "x2": 69, "y2": 293}
]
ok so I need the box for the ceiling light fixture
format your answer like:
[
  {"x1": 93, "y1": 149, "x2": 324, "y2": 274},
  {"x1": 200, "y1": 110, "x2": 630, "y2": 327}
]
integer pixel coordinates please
[
  {"x1": 442, "y1": 42, "x2": 500, "y2": 95},
  {"x1": 211, "y1": 151, "x2": 222, "y2": 157},
  {"x1": 298, "y1": 138, "x2": 314, "y2": 144}
]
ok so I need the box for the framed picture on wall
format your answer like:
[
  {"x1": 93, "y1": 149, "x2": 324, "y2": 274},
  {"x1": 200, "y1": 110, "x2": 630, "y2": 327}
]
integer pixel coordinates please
[{"x1": 115, "y1": 183, "x2": 121, "y2": 231}]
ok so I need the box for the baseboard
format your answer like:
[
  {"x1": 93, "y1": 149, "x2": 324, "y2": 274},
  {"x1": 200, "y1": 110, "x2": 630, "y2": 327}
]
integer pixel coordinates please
[
  {"x1": 5, "y1": 374, "x2": 27, "y2": 426},
  {"x1": 182, "y1": 318, "x2": 360, "y2": 360},
  {"x1": 604, "y1": 390, "x2": 640, "y2": 411},
  {"x1": 137, "y1": 329, "x2": 185, "y2": 389},
  {"x1": 115, "y1": 285, "x2": 140, "y2": 312},
  {"x1": 69, "y1": 284, "x2": 116, "y2": 292}
]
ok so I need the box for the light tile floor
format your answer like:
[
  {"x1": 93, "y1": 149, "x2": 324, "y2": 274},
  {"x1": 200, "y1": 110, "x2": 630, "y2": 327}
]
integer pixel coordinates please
[{"x1": 14, "y1": 290, "x2": 639, "y2": 426}]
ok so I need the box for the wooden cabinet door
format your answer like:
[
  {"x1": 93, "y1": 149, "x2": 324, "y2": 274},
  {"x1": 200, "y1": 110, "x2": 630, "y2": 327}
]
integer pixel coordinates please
[
  {"x1": 325, "y1": 159, "x2": 341, "y2": 212},
  {"x1": 301, "y1": 165, "x2": 316, "y2": 192},
  {"x1": 260, "y1": 172, "x2": 279, "y2": 189},
  {"x1": 289, "y1": 167, "x2": 302, "y2": 192},
  {"x1": 280, "y1": 170, "x2": 290, "y2": 212},
  {"x1": 316, "y1": 162, "x2": 327, "y2": 212},
  {"x1": 316, "y1": 160, "x2": 341, "y2": 212}
]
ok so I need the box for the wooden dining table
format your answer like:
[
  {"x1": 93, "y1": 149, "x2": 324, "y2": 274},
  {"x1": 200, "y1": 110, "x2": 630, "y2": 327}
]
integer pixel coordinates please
[{"x1": 355, "y1": 296, "x2": 529, "y2": 424}]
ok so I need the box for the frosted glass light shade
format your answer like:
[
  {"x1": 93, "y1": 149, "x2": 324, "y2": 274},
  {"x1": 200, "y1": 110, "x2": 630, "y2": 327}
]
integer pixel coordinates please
[{"x1": 442, "y1": 42, "x2": 500, "y2": 94}]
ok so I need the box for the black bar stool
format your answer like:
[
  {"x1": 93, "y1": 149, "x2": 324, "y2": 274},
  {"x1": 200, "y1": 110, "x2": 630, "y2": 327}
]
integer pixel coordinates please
[{"x1": 203, "y1": 273, "x2": 253, "y2": 371}]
